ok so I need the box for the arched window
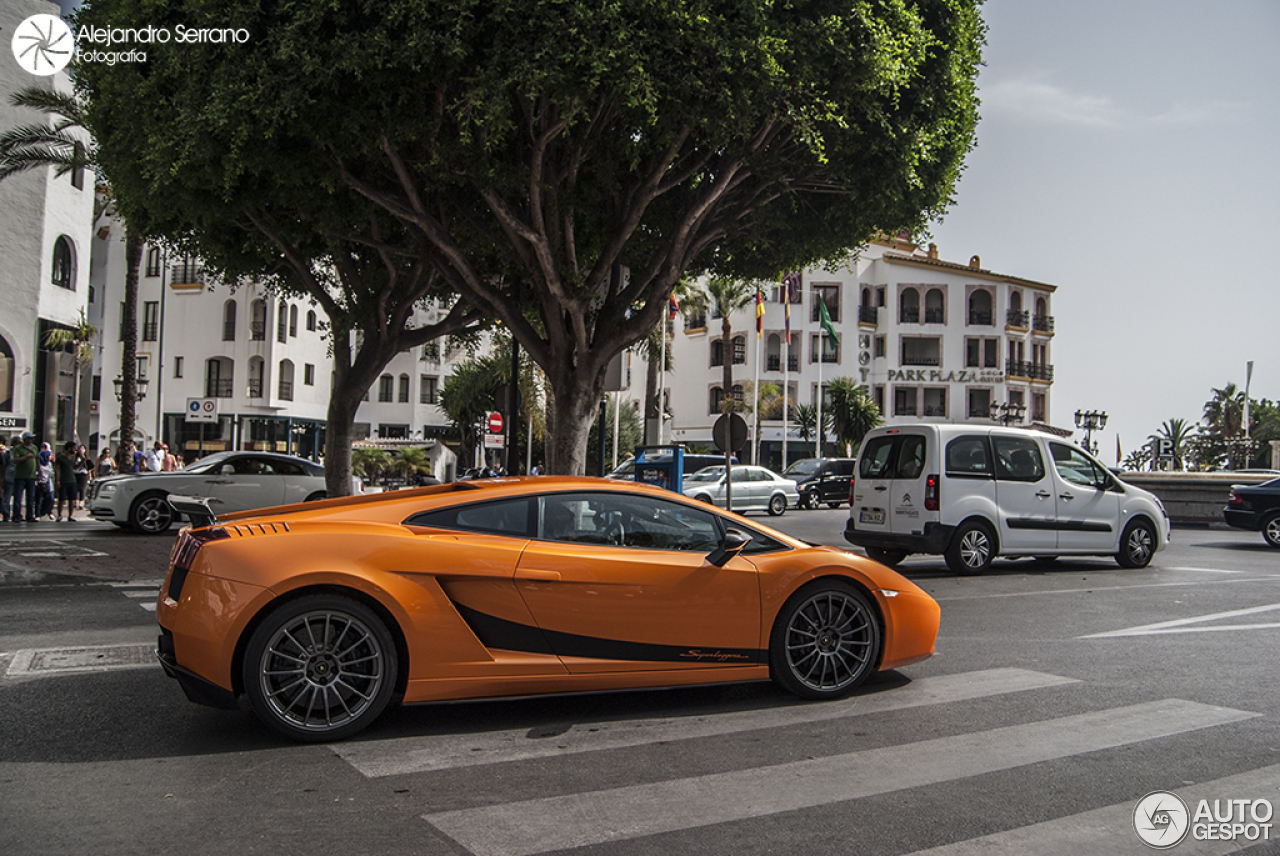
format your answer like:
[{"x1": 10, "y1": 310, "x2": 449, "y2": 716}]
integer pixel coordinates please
[
  {"x1": 1010, "y1": 290, "x2": 1023, "y2": 313},
  {"x1": 899, "y1": 288, "x2": 919, "y2": 324},
  {"x1": 968, "y1": 289, "x2": 993, "y2": 326},
  {"x1": 861, "y1": 287, "x2": 872, "y2": 307},
  {"x1": 205, "y1": 357, "x2": 234, "y2": 398},
  {"x1": 732, "y1": 335, "x2": 746, "y2": 365},
  {"x1": 924, "y1": 288, "x2": 945, "y2": 323},
  {"x1": 398, "y1": 374, "x2": 410, "y2": 403},
  {"x1": 709, "y1": 386, "x2": 724, "y2": 415},
  {"x1": 277, "y1": 301, "x2": 288, "y2": 342},
  {"x1": 278, "y1": 360, "x2": 295, "y2": 401},
  {"x1": 378, "y1": 374, "x2": 393, "y2": 402},
  {"x1": 250, "y1": 300, "x2": 267, "y2": 340},
  {"x1": 222, "y1": 300, "x2": 237, "y2": 341},
  {"x1": 306, "y1": 309, "x2": 317, "y2": 332},
  {"x1": 710, "y1": 339, "x2": 724, "y2": 367},
  {"x1": 289, "y1": 305, "x2": 298, "y2": 337},
  {"x1": 51, "y1": 236, "x2": 74, "y2": 289},
  {"x1": 145, "y1": 247, "x2": 161, "y2": 277},
  {"x1": 247, "y1": 356, "x2": 264, "y2": 398}
]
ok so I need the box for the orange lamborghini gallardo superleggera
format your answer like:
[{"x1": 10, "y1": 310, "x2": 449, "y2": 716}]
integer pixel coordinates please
[{"x1": 156, "y1": 477, "x2": 940, "y2": 741}]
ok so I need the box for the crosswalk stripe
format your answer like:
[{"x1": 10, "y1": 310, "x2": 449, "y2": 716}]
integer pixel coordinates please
[
  {"x1": 335, "y1": 668, "x2": 1079, "y2": 777},
  {"x1": 904, "y1": 762, "x2": 1280, "y2": 856},
  {"x1": 423, "y1": 699, "x2": 1257, "y2": 856},
  {"x1": 1081, "y1": 602, "x2": 1280, "y2": 639}
]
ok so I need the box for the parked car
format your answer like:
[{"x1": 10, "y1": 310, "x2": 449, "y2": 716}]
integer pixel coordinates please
[
  {"x1": 1224, "y1": 478, "x2": 1280, "y2": 547},
  {"x1": 86, "y1": 451, "x2": 348, "y2": 534},
  {"x1": 682, "y1": 465, "x2": 800, "y2": 516},
  {"x1": 155, "y1": 476, "x2": 940, "y2": 741},
  {"x1": 784, "y1": 457, "x2": 857, "y2": 509},
  {"x1": 607, "y1": 452, "x2": 736, "y2": 481},
  {"x1": 845, "y1": 424, "x2": 1171, "y2": 573}
]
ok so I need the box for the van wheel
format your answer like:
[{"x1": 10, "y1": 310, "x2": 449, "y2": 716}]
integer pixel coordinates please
[
  {"x1": 946, "y1": 521, "x2": 995, "y2": 574},
  {"x1": 803, "y1": 488, "x2": 821, "y2": 509},
  {"x1": 865, "y1": 547, "x2": 907, "y2": 567},
  {"x1": 1116, "y1": 519, "x2": 1156, "y2": 568}
]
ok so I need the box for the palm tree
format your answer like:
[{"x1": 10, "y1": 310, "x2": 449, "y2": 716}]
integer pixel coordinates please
[
  {"x1": 790, "y1": 403, "x2": 830, "y2": 458},
  {"x1": 351, "y1": 447, "x2": 391, "y2": 484},
  {"x1": 704, "y1": 276, "x2": 763, "y2": 416},
  {"x1": 1148, "y1": 417, "x2": 1195, "y2": 471},
  {"x1": 640, "y1": 324, "x2": 673, "y2": 445},
  {"x1": 826, "y1": 378, "x2": 882, "y2": 455},
  {"x1": 1122, "y1": 446, "x2": 1153, "y2": 472},
  {"x1": 42, "y1": 310, "x2": 98, "y2": 445},
  {"x1": 1, "y1": 87, "x2": 142, "y2": 470},
  {"x1": 393, "y1": 447, "x2": 433, "y2": 482}
]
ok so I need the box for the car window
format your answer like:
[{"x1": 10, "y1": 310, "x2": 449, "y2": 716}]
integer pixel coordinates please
[
  {"x1": 406, "y1": 498, "x2": 532, "y2": 536},
  {"x1": 859, "y1": 437, "x2": 897, "y2": 479},
  {"x1": 837, "y1": 461, "x2": 856, "y2": 476},
  {"x1": 231, "y1": 457, "x2": 271, "y2": 475},
  {"x1": 945, "y1": 435, "x2": 991, "y2": 478},
  {"x1": 896, "y1": 436, "x2": 927, "y2": 480},
  {"x1": 538, "y1": 492, "x2": 720, "y2": 552},
  {"x1": 784, "y1": 459, "x2": 823, "y2": 477},
  {"x1": 730, "y1": 468, "x2": 750, "y2": 483},
  {"x1": 992, "y1": 436, "x2": 1046, "y2": 482},
  {"x1": 268, "y1": 460, "x2": 307, "y2": 476},
  {"x1": 1049, "y1": 443, "x2": 1106, "y2": 488}
]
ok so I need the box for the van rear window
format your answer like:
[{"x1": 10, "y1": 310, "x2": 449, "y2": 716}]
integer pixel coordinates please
[
  {"x1": 859, "y1": 436, "x2": 897, "y2": 479},
  {"x1": 946, "y1": 436, "x2": 992, "y2": 478}
]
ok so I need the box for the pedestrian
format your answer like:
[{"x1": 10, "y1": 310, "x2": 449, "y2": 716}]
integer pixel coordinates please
[
  {"x1": 74, "y1": 444, "x2": 90, "y2": 511},
  {"x1": 36, "y1": 443, "x2": 55, "y2": 519},
  {"x1": 54, "y1": 442, "x2": 78, "y2": 522},
  {"x1": 131, "y1": 443, "x2": 144, "y2": 474},
  {"x1": 161, "y1": 443, "x2": 180, "y2": 471},
  {"x1": 143, "y1": 441, "x2": 164, "y2": 473},
  {"x1": 11, "y1": 433, "x2": 38, "y2": 522},
  {"x1": 97, "y1": 448, "x2": 116, "y2": 477},
  {"x1": 0, "y1": 436, "x2": 13, "y2": 523}
]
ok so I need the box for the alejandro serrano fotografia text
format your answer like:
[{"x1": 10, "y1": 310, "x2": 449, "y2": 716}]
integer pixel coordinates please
[{"x1": 76, "y1": 25, "x2": 251, "y2": 45}]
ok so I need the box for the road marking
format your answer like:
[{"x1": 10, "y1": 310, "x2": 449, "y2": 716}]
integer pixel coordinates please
[
  {"x1": 108, "y1": 580, "x2": 163, "y2": 612},
  {"x1": 423, "y1": 699, "x2": 1256, "y2": 856},
  {"x1": 334, "y1": 668, "x2": 1079, "y2": 777},
  {"x1": 1168, "y1": 566, "x2": 1248, "y2": 574},
  {"x1": 1081, "y1": 602, "x2": 1280, "y2": 638},
  {"x1": 904, "y1": 762, "x2": 1280, "y2": 855},
  {"x1": 934, "y1": 577, "x2": 1280, "y2": 602},
  {"x1": 5, "y1": 644, "x2": 155, "y2": 677}
]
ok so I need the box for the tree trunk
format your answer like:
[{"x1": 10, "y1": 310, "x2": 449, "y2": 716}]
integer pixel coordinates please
[
  {"x1": 115, "y1": 232, "x2": 141, "y2": 471},
  {"x1": 323, "y1": 334, "x2": 397, "y2": 497},
  {"x1": 544, "y1": 370, "x2": 604, "y2": 476}
]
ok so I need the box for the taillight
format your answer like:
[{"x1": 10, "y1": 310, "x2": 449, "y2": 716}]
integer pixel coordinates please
[
  {"x1": 166, "y1": 527, "x2": 229, "y2": 602},
  {"x1": 1227, "y1": 491, "x2": 1244, "y2": 507},
  {"x1": 849, "y1": 477, "x2": 856, "y2": 505},
  {"x1": 924, "y1": 474, "x2": 940, "y2": 511}
]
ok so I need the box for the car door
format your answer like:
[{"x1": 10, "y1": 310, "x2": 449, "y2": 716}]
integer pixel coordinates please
[
  {"x1": 890, "y1": 434, "x2": 929, "y2": 536},
  {"x1": 1048, "y1": 442, "x2": 1121, "y2": 552},
  {"x1": 991, "y1": 433, "x2": 1057, "y2": 553},
  {"x1": 851, "y1": 435, "x2": 897, "y2": 536},
  {"x1": 269, "y1": 458, "x2": 317, "y2": 505},
  {"x1": 515, "y1": 491, "x2": 762, "y2": 674},
  {"x1": 199, "y1": 455, "x2": 287, "y2": 512}
]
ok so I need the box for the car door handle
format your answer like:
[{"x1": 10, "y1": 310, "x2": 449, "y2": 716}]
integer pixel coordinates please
[
  {"x1": 874, "y1": 485, "x2": 888, "y2": 492},
  {"x1": 1035, "y1": 491, "x2": 1052, "y2": 499},
  {"x1": 1060, "y1": 492, "x2": 1075, "y2": 501},
  {"x1": 516, "y1": 569, "x2": 561, "y2": 581}
]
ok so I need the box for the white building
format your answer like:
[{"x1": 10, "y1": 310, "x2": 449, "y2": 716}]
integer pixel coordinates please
[
  {"x1": 661, "y1": 237, "x2": 1057, "y2": 469},
  {"x1": 87, "y1": 217, "x2": 464, "y2": 478},
  {"x1": 0, "y1": 0, "x2": 96, "y2": 443}
]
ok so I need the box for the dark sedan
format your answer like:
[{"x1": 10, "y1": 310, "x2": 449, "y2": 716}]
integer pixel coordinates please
[{"x1": 1224, "y1": 478, "x2": 1280, "y2": 547}]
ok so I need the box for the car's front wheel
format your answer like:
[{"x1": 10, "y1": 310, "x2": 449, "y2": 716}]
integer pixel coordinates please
[
  {"x1": 1116, "y1": 519, "x2": 1156, "y2": 568},
  {"x1": 769, "y1": 581, "x2": 880, "y2": 700},
  {"x1": 768, "y1": 493, "x2": 788, "y2": 516},
  {"x1": 243, "y1": 594, "x2": 398, "y2": 742},
  {"x1": 1262, "y1": 512, "x2": 1280, "y2": 548},
  {"x1": 945, "y1": 520, "x2": 996, "y2": 574},
  {"x1": 129, "y1": 491, "x2": 174, "y2": 534},
  {"x1": 802, "y1": 488, "x2": 821, "y2": 510}
]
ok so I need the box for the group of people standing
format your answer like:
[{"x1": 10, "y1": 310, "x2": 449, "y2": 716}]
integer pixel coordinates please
[{"x1": 1, "y1": 433, "x2": 94, "y2": 523}]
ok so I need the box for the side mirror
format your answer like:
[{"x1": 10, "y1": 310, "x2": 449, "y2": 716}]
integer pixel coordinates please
[{"x1": 707, "y1": 529, "x2": 752, "y2": 567}]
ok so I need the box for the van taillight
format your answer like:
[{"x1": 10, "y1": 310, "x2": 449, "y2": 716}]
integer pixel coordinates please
[
  {"x1": 924, "y1": 474, "x2": 940, "y2": 511},
  {"x1": 849, "y1": 477, "x2": 856, "y2": 505}
]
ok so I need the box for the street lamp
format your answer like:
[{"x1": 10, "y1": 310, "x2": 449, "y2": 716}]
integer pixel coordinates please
[
  {"x1": 113, "y1": 375, "x2": 149, "y2": 401},
  {"x1": 1074, "y1": 409, "x2": 1108, "y2": 455},
  {"x1": 997, "y1": 400, "x2": 1026, "y2": 426}
]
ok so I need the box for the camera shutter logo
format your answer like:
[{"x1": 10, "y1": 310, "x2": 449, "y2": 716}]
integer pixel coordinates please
[
  {"x1": 1134, "y1": 790, "x2": 1190, "y2": 848},
  {"x1": 11, "y1": 15, "x2": 74, "y2": 76}
]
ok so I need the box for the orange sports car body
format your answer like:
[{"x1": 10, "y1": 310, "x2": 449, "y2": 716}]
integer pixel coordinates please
[{"x1": 156, "y1": 477, "x2": 940, "y2": 741}]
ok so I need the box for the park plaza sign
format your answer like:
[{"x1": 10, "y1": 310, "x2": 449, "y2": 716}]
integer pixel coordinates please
[{"x1": 886, "y1": 368, "x2": 1004, "y2": 384}]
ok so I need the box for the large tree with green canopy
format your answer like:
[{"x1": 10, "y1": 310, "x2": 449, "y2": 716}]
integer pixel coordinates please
[{"x1": 76, "y1": 0, "x2": 984, "y2": 475}]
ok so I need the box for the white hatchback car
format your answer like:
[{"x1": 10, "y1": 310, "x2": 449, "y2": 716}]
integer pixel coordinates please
[
  {"x1": 682, "y1": 465, "x2": 799, "y2": 516},
  {"x1": 845, "y1": 424, "x2": 1170, "y2": 573}
]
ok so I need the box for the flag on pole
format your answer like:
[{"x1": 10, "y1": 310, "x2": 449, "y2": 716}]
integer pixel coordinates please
[
  {"x1": 668, "y1": 293, "x2": 679, "y2": 320},
  {"x1": 755, "y1": 289, "x2": 764, "y2": 339},
  {"x1": 817, "y1": 297, "x2": 839, "y2": 346},
  {"x1": 1116, "y1": 435, "x2": 1122, "y2": 466}
]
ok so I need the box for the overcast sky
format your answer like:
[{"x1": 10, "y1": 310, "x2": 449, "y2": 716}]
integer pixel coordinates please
[
  {"x1": 52, "y1": 0, "x2": 1277, "y2": 459},
  {"x1": 928, "y1": 0, "x2": 1280, "y2": 459}
]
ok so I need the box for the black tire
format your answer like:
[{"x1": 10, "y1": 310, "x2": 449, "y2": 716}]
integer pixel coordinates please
[
  {"x1": 1262, "y1": 513, "x2": 1280, "y2": 549},
  {"x1": 803, "y1": 488, "x2": 821, "y2": 510},
  {"x1": 129, "y1": 491, "x2": 174, "y2": 534},
  {"x1": 1116, "y1": 519, "x2": 1157, "y2": 568},
  {"x1": 696, "y1": 494, "x2": 715, "y2": 505},
  {"x1": 243, "y1": 594, "x2": 398, "y2": 742},
  {"x1": 304, "y1": 491, "x2": 327, "y2": 502},
  {"x1": 769, "y1": 580, "x2": 880, "y2": 700},
  {"x1": 865, "y1": 547, "x2": 907, "y2": 567},
  {"x1": 768, "y1": 493, "x2": 787, "y2": 516},
  {"x1": 827, "y1": 502, "x2": 842, "y2": 510},
  {"x1": 945, "y1": 520, "x2": 996, "y2": 574}
]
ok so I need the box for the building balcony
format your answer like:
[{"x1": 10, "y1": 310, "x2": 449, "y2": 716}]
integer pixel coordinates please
[
  {"x1": 858, "y1": 305, "x2": 878, "y2": 325},
  {"x1": 1006, "y1": 360, "x2": 1055, "y2": 382},
  {"x1": 901, "y1": 355, "x2": 940, "y2": 367},
  {"x1": 899, "y1": 309, "x2": 920, "y2": 324},
  {"x1": 247, "y1": 379, "x2": 263, "y2": 398},
  {"x1": 766, "y1": 355, "x2": 799, "y2": 372},
  {"x1": 924, "y1": 308, "x2": 945, "y2": 324},
  {"x1": 205, "y1": 379, "x2": 234, "y2": 398},
  {"x1": 1006, "y1": 309, "x2": 1030, "y2": 328},
  {"x1": 171, "y1": 263, "x2": 204, "y2": 287},
  {"x1": 894, "y1": 403, "x2": 918, "y2": 417},
  {"x1": 278, "y1": 381, "x2": 293, "y2": 401},
  {"x1": 250, "y1": 321, "x2": 266, "y2": 341},
  {"x1": 1033, "y1": 314, "x2": 1056, "y2": 334},
  {"x1": 968, "y1": 310, "x2": 993, "y2": 326}
]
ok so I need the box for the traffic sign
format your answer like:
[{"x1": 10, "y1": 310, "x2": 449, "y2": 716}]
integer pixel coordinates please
[
  {"x1": 186, "y1": 398, "x2": 219, "y2": 423},
  {"x1": 712, "y1": 413, "x2": 749, "y2": 452},
  {"x1": 488, "y1": 411, "x2": 504, "y2": 434}
]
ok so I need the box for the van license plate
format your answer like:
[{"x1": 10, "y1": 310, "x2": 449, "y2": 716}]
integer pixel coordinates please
[{"x1": 859, "y1": 508, "x2": 885, "y2": 525}]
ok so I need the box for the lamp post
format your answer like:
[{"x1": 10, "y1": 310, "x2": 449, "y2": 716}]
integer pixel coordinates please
[
  {"x1": 997, "y1": 400, "x2": 1026, "y2": 426},
  {"x1": 1074, "y1": 409, "x2": 1108, "y2": 455},
  {"x1": 113, "y1": 375, "x2": 149, "y2": 401}
]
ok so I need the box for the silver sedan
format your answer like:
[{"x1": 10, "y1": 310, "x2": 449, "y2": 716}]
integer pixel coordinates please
[{"x1": 681, "y1": 465, "x2": 800, "y2": 516}]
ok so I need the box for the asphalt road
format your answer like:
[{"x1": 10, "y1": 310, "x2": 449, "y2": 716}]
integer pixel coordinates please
[{"x1": 2, "y1": 509, "x2": 1279, "y2": 855}]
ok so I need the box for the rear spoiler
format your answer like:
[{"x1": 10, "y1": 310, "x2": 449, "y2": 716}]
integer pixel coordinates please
[{"x1": 167, "y1": 495, "x2": 217, "y2": 530}]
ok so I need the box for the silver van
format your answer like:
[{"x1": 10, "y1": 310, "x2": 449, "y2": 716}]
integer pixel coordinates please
[{"x1": 845, "y1": 424, "x2": 1170, "y2": 573}]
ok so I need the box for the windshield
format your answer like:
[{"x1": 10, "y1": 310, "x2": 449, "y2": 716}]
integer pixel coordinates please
[
  {"x1": 783, "y1": 459, "x2": 822, "y2": 477},
  {"x1": 685, "y1": 466, "x2": 725, "y2": 483}
]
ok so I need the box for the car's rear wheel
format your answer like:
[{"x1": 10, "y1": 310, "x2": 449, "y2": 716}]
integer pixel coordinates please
[
  {"x1": 243, "y1": 594, "x2": 397, "y2": 742},
  {"x1": 865, "y1": 547, "x2": 907, "y2": 567},
  {"x1": 768, "y1": 493, "x2": 787, "y2": 516},
  {"x1": 945, "y1": 520, "x2": 995, "y2": 574},
  {"x1": 770, "y1": 580, "x2": 880, "y2": 700},
  {"x1": 1116, "y1": 519, "x2": 1156, "y2": 568},
  {"x1": 304, "y1": 491, "x2": 327, "y2": 502},
  {"x1": 129, "y1": 491, "x2": 174, "y2": 534},
  {"x1": 1262, "y1": 513, "x2": 1280, "y2": 548}
]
